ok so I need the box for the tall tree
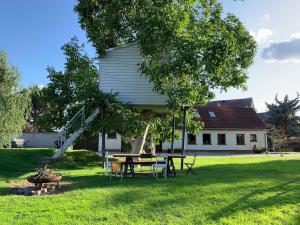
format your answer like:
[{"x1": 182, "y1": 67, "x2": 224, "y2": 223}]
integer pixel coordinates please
[
  {"x1": 0, "y1": 51, "x2": 31, "y2": 147},
  {"x1": 74, "y1": 0, "x2": 256, "y2": 151},
  {"x1": 40, "y1": 37, "x2": 100, "y2": 130},
  {"x1": 266, "y1": 94, "x2": 300, "y2": 137},
  {"x1": 24, "y1": 85, "x2": 50, "y2": 132},
  {"x1": 75, "y1": 0, "x2": 256, "y2": 109}
]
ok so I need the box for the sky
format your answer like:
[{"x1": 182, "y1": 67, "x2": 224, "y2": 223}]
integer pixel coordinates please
[{"x1": 0, "y1": 0, "x2": 299, "y2": 112}]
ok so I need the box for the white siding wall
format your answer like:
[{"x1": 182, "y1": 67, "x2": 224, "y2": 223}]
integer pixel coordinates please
[
  {"x1": 98, "y1": 133, "x2": 122, "y2": 152},
  {"x1": 100, "y1": 43, "x2": 168, "y2": 106},
  {"x1": 21, "y1": 132, "x2": 60, "y2": 148},
  {"x1": 162, "y1": 130, "x2": 267, "y2": 151}
]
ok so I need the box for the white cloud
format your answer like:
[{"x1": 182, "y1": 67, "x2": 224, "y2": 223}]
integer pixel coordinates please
[
  {"x1": 261, "y1": 32, "x2": 300, "y2": 63},
  {"x1": 263, "y1": 13, "x2": 271, "y2": 20},
  {"x1": 289, "y1": 32, "x2": 300, "y2": 39},
  {"x1": 250, "y1": 28, "x2": 273, "y2": 44},
  {"x1": 37, "y1": 84, "x2": 46, "y2": 89}
]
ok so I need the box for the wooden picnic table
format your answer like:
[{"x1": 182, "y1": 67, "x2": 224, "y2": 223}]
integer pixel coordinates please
[
  {"x1": 113, "y1": 153, "x2": 155, "y2": 178},
  {"x1": 113, "y1": 153, "x2": 187, "y2": 178}
]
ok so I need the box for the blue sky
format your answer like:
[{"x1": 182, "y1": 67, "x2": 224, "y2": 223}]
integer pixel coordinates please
[{"x1": 0, "y1": 0, "x2": 299, "y2": 112}]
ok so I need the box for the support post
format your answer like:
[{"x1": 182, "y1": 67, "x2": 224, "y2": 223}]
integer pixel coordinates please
[
  {"x1": 171, "y1": 116, "x2": 175, "y2": 153},
  {"x1": 101, "y1": 109, "x2": 106, "y2": 168},
  {"x1": 181, "y1": 107, "x2": 187, "y2": 170}
]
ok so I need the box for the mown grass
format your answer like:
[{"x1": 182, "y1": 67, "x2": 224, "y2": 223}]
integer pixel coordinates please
[{"x1": 0, "y1": 148, "x2": 299, "y2": 225}]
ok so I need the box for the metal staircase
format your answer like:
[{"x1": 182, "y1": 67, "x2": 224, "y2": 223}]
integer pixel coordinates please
[{"x1": 52, "y1": 107, "x2": 100, "y2": 159}]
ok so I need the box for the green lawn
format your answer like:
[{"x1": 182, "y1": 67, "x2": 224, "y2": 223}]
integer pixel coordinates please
[{"x1": 0, "y1": 149, "x2": 299, "y2": 225}]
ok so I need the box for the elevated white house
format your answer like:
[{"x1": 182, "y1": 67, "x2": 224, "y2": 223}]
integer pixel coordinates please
[
  {"x1": 100, "y1": 43, "x2": 168, "y2": 112},
  {"x1": 98, "y1": 42, "x2": 267, "y2": 153}
]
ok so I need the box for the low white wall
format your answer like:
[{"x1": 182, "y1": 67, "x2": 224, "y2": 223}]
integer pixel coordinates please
[
  {"x1": 97, "y1": 130, "x2": 267, "y2": 152},
  {"x1": 21, "y1": 132, "x2": 60, "y2": 148},
  {"x1": 98, "y1": 133, "x2": 122, "y2": 152},
  {"x1": 162, "y1": 130, "x2": 267, "y2": 151}
]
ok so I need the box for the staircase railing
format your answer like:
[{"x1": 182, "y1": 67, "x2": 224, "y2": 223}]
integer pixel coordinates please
[
  {"x1": 53, "y1": 107, "x2": 100, "y2": 159},
  {"x1": 60, "y1": 106, "x2": 86, "y2": 148}
]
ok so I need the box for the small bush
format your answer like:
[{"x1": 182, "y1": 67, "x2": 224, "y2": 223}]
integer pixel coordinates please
[{"x1": 253, "y1": 148, "x2": 268, "y2": 154}]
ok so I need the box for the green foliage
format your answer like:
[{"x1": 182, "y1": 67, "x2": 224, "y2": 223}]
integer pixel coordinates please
[
  {"x1": 253, "y1": 147, "x2": 267, "y2": 154},
  {"x1": 25, "y1": 85, "x2": 50, "y2": 132},
  {"x1": 75, "y1": 0, "x2": 256, "y2": 139},
  {"x1": 38, "y1": 37, "x2": 100, "y2": 130},
  {"x1": 0, "y1": 52, "x2": 31, "y2": 147},
  {"x1": 75, "y1": 0, "x2": 256, "y2": 109},
  {"x1": 266, "y1": 94, "x2": 300, "y2": 136}
]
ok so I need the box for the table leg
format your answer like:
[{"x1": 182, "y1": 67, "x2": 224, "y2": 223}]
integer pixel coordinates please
[
  {"x1": 123, "y1": 158, "x2": 129, "y2": 178},
  {"x1": 166, "y1": 157, "x2": 170, "y2": 176},
  {"x1": 170, "y1": 158, "x2": 176, "y2": 176},
  {"x1": 129, "y1": 157, "x2": 135, "y2": 176}
]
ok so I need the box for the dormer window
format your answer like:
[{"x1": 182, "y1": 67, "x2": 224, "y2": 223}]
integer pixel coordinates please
[{"x1": 208, "y1": 111, "x2": 216, "y2": 118}]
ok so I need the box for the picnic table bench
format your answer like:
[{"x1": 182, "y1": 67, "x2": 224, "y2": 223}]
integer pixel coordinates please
[
  {"x1": 112, "y1": 153, "x2": 187, "y2": 178},
  {"x1": 113, "y1": 153, "x2": 156, "y2": 177}
]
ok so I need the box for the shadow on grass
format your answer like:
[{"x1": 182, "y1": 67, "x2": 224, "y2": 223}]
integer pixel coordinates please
[{"x1": 208, "y1": 179, "x2": 300, "y2": 222}]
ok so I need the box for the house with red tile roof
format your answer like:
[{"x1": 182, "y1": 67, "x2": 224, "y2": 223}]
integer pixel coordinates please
[
  {"x1": 205, "y1": 98, "x2": 255, "y2": 109},
  {"x1": 161, "y1": 106, "x2": 267, "y2": 152},
  {"x1": 99, "y1": 103, "x2": 268, "y2": 153}
]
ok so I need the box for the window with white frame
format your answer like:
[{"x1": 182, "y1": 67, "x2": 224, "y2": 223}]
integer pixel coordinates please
[
  {"x1": 218, "y1": 134, "x2": 226, "y2": 145},
  {"x1": 203, "y1": 133, "x2": 211, "y2": 145},
  {"x1": 187, "y1": 133, "x2": 197, "y2": 145},
  {"x1": 250, "y1": 134, "x2": 257, "y2": 142},
  {"x1": 236, "y1": 134, "x2": 245, "y2": 145}
]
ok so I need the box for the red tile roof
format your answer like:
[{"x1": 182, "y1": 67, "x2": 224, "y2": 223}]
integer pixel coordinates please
[
  {"x1": 196, "y1": 107, "x2": 267, "y2": 130},
  {"x1": 205, "y1": 98, "x2": 254, "y2": 108}
]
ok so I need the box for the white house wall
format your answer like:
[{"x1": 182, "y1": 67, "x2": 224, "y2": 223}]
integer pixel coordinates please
[
  {"x1": 100, "y1": 43, "x2": 168, "y2": 106},
  {"x1": 21, "y1": 132, "x2": 60, "y2": 148},
  {"x1": 98, "y1": 133, "x2": 122, "y2": 152},
  {"x1": 162, "y1": 130, "x2": 267, "y2": 151},
  {"x1": 98, "y1": 130, "x2": 267, "y2": 152}
]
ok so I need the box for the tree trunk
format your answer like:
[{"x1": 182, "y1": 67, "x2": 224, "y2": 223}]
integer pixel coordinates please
[
  {"x1": 132, "y1": 124, "x2": 150, "y2": 154},
  {"x1": 150, "y1": 135, "x2": 156, "y2": 155}
]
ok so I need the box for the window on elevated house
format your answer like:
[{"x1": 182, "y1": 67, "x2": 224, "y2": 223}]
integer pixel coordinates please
[
  {"x1": 250, "y1": 134, "x2": 257, "y2": 142},
  {"x1": 107, "y1": 132, "x2": 117, "y2": 139},
  {"x1": 203, "y1": 133, "x2": 211, "y2": 145},
  {"x1": 187, "y1": 134, "x2": 197, "y2": 145},
  {"x1": 236, "y1": 134, "x2": 245, "y2": 145},
  {"x1": 218, "y1": 134, "x2": 226, "y2": 145}
]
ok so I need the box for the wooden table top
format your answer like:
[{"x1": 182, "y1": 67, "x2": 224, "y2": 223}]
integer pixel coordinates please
[
  {"x1": 113, "y1": 153, "x2": 141, "y2": 157},
  {"x1": 113, "y1": 153, "x2": 187, "y2": 158}
]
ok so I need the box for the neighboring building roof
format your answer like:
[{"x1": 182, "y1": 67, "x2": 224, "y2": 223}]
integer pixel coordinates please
[
  {"x1": 205, "y1": 98, "x2": 254, "y2": 109},
  {"x1": 106, "y1": 42, "x2": 137, "y2": 53},
  {"x1": 196, "y1": 106, "x2": 267, "y2": 130}
]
